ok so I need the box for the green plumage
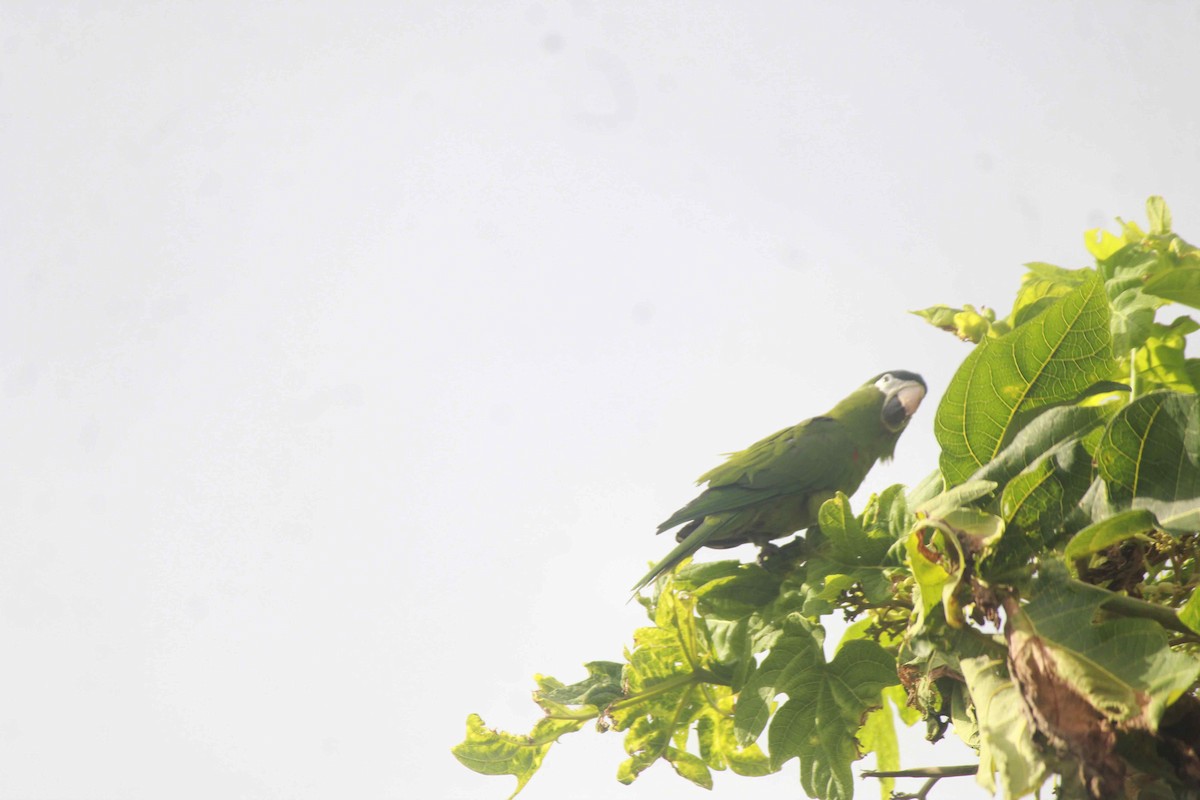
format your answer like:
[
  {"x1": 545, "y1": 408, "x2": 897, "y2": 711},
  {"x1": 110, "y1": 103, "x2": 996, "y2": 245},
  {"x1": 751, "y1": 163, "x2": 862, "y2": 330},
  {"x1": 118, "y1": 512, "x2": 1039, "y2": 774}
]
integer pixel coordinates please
[{"x1": 632, "y1": 371, "x2": 926, "y2": 594}]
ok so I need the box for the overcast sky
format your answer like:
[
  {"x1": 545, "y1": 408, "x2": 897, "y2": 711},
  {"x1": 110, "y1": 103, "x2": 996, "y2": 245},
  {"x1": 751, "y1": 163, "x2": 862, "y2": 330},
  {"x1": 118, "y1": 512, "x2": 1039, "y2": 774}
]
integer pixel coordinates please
[{"x1": 4, "y1": 3, "x2": 1200, "y2": 799}]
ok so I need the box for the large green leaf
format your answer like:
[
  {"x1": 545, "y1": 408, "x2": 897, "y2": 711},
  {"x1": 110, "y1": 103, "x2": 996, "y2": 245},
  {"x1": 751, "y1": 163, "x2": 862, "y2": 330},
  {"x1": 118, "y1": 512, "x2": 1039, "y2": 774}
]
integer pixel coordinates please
[
  {"x1": 1018, "y1": 571, "x2": 1200, "y2": 729},
  {"x1": 735, "y1": 619, "x2": 898, "y2": 800},
  {"x1": 936, "y1": 272, "x2": 1112, "y2": 485},
  {"x1": 1096, "y1": 391, "x2": 1200, "y2": 506}
]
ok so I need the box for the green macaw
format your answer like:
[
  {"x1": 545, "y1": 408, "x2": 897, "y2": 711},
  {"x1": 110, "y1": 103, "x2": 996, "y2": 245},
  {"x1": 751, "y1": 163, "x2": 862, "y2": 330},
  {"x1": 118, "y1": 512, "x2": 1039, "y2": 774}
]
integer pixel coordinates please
[{"x1": 632, "y1": 371, "x2": 926, "y2": 594}]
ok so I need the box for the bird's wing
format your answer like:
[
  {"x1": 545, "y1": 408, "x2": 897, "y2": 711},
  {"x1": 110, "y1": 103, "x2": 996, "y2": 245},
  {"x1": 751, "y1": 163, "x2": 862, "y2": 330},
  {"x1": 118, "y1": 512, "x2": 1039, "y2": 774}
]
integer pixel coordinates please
[
  {"x1": 657, "y1": 417, "x2": 857, "y2": 531},
  {"x1": 696, "y1": 421, "x2": 813, "y2": 487}
]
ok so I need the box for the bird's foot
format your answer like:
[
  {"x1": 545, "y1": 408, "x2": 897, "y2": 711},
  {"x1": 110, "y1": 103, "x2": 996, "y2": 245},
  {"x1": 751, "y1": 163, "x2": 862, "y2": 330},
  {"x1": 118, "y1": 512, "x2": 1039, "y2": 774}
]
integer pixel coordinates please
[
  {"x1": 757, "y1": 537, "x2": 808, "y2": 572},
  {"x1": 755, "y1": 542, "x2": 781, "y2": 567}
]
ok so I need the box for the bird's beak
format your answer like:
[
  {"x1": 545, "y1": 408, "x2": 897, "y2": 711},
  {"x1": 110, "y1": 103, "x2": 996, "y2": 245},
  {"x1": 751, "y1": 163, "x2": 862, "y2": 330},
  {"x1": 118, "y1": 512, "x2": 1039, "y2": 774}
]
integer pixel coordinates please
[
  {"x1": 896, "y1": 380, "x2": 926, "y2": 417},
  {"x1": 882, "y1": 380, "x2": 926, "y2": 430}
]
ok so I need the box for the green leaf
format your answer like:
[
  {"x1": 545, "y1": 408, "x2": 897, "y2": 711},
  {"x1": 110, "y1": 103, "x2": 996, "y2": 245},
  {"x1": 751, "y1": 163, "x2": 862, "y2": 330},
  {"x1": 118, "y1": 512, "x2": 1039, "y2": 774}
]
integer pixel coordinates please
[
  {"x1": 914, "y1": 479, "x2": 998, "y2": 519},
  {"x1": 861, "y1": 484, "x2": 912, "y2": 541},
  {"x1": 1009, "y1": 269, "x2": 1077, "y2": 328},
  {"x1": 904, "y1": 528, "x2": 953, "y2": 628},
  {"x1": 906, "y1": 468, "x2": 946, "y2": 508},
  {"x1": 971, "y1": 404, "x2": 1108, "y2": 488},
  {"x1": 453, "y1": 713, "x2": 590, "y2": 798},
  {"x1": 608, "y1": 590, "x2": 728, "y2": 783},
  {"x1": 908, "y1": 510, "x2": 1002, "y2": 625},
  {"x1": 1136, "y1": 497, "x2": 1200, "y2": 535},
  {"x1": 1062, "y1": 508, "x2": 1158, "y2": 559},
  {"x1": 1108, "y1": 280, "x2": 1163, "y2": 353},
  {"x1": 911, "y1": 304, "x2": 999, "y2": 342},
  {"x1": 1147, "y1": 196, "x2": 1172, "y2": 234},
  {"x1": 1023, "y1": 261, "x2": 1093, "y2": 286},
  {"x1": 947, "y1": 681, "x2": 979, "y2": 750},
  {"x1": 959, "y1": 657, "x2": 1050, "y2": 800},
  {"x1": 1178, "y1": 586, "x2": 1200, "y2": 635},
  {"x1": 1133, "y1": 316, "x2": 1200, "y2": 393},
  {"x1": 536, "y1": 661, "x2": 624, "y2": 709},
  {"x1": 802, "y1": 493, "x2": 898, "y2": 614},
  {"x1": 664, "y1": 747, "x2": 712, "y2": 788},
  {"x1": 680, "y1": 561, "x2": 784, "y2": 620},
  {"x1": 856, "y1": 700, "x2": 900, "y2": 800},
  {"x1": 735, "y1": 619, "x2": 898, "y2": 800},
  {"x1": 997, "y1": 438, "x2": 1094, "y2": 546},
  {"x1": 1096, "y1": 391, "x2": 1200, "y2": 505},
  {"x1": 1143, "y1": 265, "x2": 1200, "y2": 310},
  {"x1": 695, "y1": 702, "x2": 775, "y2": 777},
  {"x1": 820, "y1": 492, "x2": 892, "y2": 565},
  {"x1": 676, "y1": 563, "x2": 784, "y2": 683},
  {"x1": 935, "y1": 272, "x2": 1112, "y2": 486}
]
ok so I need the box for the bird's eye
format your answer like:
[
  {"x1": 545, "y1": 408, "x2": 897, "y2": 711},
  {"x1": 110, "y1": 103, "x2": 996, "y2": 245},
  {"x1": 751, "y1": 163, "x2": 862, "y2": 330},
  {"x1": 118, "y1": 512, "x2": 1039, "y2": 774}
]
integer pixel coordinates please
[{"x1": 875, "y1": 373, "x2": 893, "y2": 389}]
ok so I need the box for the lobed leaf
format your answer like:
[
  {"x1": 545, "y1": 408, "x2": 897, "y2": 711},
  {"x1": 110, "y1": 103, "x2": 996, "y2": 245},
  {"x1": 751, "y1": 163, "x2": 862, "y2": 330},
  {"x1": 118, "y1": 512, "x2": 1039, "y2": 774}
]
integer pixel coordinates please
[
  {"x1": 453, "y1": 713, "x2": 590, "y2": 798},
  {"x1": 737, "y1": 618, "x2": 898, "y2": 800}
]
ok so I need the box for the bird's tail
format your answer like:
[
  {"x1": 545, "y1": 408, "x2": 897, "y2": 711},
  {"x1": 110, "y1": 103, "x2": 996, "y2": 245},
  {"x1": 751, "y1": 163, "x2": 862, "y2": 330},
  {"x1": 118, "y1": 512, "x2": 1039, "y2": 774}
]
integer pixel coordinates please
[{"x1": 630, "y1": 513, "x2": 740, "y2": 597}]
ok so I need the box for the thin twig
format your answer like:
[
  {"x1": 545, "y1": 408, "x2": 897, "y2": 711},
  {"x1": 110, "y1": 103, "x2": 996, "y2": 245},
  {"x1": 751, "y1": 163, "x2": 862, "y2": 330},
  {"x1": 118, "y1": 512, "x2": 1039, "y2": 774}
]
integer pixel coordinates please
[
  {"x1": 862, "y1": 764, "x2": 978, "y2": 799},
  {"x1": 861, "y1": 764, "x2": 978, "y2": 779}
]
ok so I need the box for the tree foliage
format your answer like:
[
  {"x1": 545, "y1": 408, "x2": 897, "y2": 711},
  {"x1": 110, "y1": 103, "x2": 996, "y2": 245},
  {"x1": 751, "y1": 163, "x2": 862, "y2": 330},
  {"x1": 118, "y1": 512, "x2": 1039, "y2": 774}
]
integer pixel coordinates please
[{"x1": 454, "y1": 198, "x2": 1200, "y2": 800}]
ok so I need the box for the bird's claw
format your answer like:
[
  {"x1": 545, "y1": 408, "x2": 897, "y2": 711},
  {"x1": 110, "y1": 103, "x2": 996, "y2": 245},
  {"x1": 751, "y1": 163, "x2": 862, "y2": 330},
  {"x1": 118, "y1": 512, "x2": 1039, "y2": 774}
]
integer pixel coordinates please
[
  {"x1": 756, "y1": 542, "x2": 782, "y2": 567},
  {"x1": 757, "y1": 536, "x2": 808, "y2": 572}
]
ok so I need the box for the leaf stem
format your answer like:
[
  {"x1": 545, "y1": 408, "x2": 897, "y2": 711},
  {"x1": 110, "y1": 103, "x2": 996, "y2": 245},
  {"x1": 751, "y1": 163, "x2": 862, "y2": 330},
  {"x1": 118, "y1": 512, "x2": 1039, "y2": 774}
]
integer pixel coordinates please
[
  {"x1": 544, "y1": 706, "x2": 602, "y2": 721},
  {"x1": 607, "y1": 669, "x2": 724, "y2": 712},
  {"x1": 1130, "y1": 347, "x2": 1138, "y2": 400},
  {"x1": 1076, "y1": 579, "x2": 1200, "y2": 640}
]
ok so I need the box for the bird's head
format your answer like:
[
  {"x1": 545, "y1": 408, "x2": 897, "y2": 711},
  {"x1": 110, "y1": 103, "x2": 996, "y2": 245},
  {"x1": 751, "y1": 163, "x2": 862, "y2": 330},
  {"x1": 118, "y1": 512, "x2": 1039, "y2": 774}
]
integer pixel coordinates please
[{"x1": 867, "y1": 370, "x2": 927, "y2": 433}]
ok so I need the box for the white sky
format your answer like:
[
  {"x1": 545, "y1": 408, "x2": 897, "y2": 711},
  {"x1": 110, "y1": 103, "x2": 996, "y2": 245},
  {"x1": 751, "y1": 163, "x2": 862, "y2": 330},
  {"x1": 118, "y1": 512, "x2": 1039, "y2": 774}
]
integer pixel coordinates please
[{"x1": 3, "y1": 3, "x2": 1200, "y2": 799}]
